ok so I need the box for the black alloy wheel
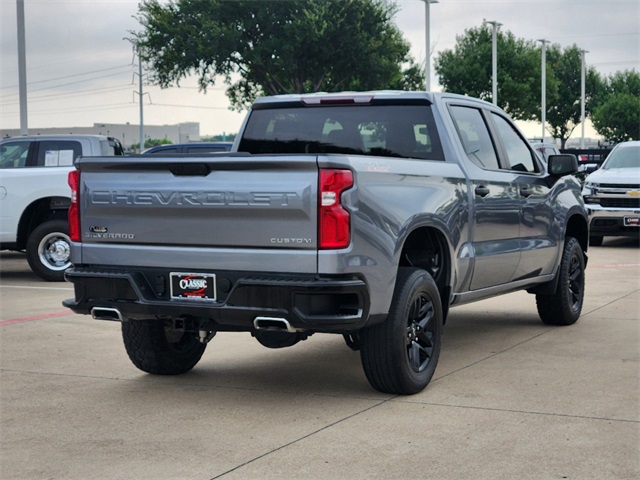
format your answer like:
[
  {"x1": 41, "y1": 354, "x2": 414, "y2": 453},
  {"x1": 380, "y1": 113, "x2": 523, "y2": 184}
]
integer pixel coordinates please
[
  {"x1": 536, "y1": 236, "x2": 585, "y2": 326},
  {"x1": 406, "y1": 292, "x2": 437, "y2": 373},
  {"x1": 360, "y1": 267, "x2": 443, "y2": 395}
]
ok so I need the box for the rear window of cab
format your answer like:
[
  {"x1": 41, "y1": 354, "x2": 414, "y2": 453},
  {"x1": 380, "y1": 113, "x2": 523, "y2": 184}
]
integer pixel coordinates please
[{"x1": 239, "y1": 104, "x2": 444, "y2": 161}]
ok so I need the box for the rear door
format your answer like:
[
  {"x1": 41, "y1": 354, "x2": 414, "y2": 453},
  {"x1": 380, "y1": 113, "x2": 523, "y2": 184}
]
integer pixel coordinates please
[
  {"x1": 0, "y1": 139, "x2": 36, "y2": 242},
  {"x1": 449, "y1": 105, "x2": 521, "y2": 290}
]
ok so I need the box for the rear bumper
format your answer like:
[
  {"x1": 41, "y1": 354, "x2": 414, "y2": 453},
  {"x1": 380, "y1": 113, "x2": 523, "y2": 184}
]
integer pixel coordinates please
[{"x1": 63, "y1": 266, "x2": 372, "y2": 333}]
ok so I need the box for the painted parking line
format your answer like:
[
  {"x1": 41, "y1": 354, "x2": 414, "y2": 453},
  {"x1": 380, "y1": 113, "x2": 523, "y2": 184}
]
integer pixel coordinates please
[{"x1": 0, "y1": 310, "x2": 71, "y2": 326}]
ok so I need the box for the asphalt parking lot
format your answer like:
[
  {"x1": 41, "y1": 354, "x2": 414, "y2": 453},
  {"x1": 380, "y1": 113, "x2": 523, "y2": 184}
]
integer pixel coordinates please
[{"x1": 1, "y1": 238, "x2": 638, "y2": 480}]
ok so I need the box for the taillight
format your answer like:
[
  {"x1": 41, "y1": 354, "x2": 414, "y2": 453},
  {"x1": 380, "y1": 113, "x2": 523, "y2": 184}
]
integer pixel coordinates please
[
  {"x1": 319, "y1": 169, "x2": 353, "y2": 249},
  {"x1": 68, "y1": 170, "x2": 80, "y2": 242}
]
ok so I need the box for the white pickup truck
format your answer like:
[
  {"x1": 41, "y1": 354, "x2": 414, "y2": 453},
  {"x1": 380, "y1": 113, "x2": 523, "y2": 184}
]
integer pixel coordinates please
[{"x1": 0, "y1": 134, "x2": 123, "y2": 280}]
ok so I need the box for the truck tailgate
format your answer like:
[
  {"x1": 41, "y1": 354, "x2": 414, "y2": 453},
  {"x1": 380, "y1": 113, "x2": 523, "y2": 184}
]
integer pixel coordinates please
[{"x1": 76, "y1": 155, "x2": 318, "y2": 250}]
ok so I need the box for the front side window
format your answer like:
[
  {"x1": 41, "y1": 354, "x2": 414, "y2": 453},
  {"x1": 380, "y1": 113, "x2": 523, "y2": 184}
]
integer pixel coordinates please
[
  {"x1": 450, "y1": 106, "x2": 500, "y2": 170},
  {"x1": 239, "y1": 104, "x2": 444, "y2": 160},
  {"x1": 36, "y1": 140, "x2": 82, "y2": 167},
  {"x1": 0, "y1": 141, "x2": 30, "y2": 169},
  {"x1": 492, "y1": 114, "x2": 538, "y2": 173}
]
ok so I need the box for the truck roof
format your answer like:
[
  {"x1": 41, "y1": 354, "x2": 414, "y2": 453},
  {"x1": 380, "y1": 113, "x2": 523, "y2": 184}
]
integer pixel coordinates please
[
  {"x1": 251, "y1": 90, "x2": 494, "y2": 108},
  {"x1": 1, "y1": 134, "x2": 112, "y2": 142}
]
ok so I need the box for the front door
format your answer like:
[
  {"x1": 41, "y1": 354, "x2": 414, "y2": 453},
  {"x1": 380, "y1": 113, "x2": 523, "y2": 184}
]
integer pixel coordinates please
[{"x1": 449, "y1": 105, "x2": 521, "y2": 290}]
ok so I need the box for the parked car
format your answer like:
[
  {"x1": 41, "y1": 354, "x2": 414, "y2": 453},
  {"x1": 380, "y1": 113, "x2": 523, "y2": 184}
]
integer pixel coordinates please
[
  {"x1": 0, "y1": 134, "x2": 123, "y2": 280},
  {"x1": 142, "y1": 142, "x2": 233, "y2": 154},
  {"x1": 529, "y1": 142, "x2": 560, "y2": 163},
  {"x1": 582, "y1": 140, "x2": 640, "y2": 246}
]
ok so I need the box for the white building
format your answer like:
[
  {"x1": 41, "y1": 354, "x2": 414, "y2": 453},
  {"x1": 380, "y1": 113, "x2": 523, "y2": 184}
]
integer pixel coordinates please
[{"x1": 0, "y1": 122, "x2": 200, "y2": 151}]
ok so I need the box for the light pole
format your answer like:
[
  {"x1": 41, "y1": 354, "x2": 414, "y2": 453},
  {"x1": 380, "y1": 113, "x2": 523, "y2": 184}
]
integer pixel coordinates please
[
  {"x1": 423, "y1": 0, "x2": 439, "y2": 91},
  {"x1": 484, "y1": 20, "x2": 502, "y2": 105},
  {"x1": 538, "y1": 39, "x2": 549, "y2": 142},
  {"x1": 580, "y1": 49, "x2": 589, "y2": 149},
  {"x1": 16, "y1": 0, "x2": 28, "y2": 135}
]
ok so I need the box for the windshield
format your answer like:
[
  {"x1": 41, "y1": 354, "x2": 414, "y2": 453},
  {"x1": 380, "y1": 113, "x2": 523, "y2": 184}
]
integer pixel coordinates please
[
  {"x1": 602, "y1": 144, "x2": 639, "y2": 169},
  {"x1": 239, "y1": 104, "x2": 444, "y2": 160}
]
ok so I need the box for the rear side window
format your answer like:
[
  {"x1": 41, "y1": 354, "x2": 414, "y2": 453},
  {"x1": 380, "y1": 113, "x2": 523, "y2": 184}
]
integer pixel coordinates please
[
  {"x1": 0, "y1": 141, "x2": 30, "y2": 169},
  {"x1": 450, "y1": 106, "x2": 500, "y2": 170},
  {"x1": 239, "y1": 105, "x2": 443, "y2": 160},
  {"x1": 36, "y1": 140, "x2": 82, "y2": 167}
]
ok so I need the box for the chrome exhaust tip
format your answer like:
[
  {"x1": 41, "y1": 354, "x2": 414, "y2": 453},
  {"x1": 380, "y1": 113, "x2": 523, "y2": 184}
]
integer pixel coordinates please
[
  {"x1": 91, "y1": 307, "x2": 123, "y2": 322},
  {"x1": 253, "y1": 316, "x2": 297, "y2": 333}
]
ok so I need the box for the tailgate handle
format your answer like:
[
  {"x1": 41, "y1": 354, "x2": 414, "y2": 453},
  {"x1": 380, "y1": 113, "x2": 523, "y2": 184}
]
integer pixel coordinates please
[{"x1": 169, "y1": 164, "x2": 211, "y2": 176}]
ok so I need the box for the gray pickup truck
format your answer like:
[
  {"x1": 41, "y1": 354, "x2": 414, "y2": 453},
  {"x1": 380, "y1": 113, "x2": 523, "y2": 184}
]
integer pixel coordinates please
[{"x1": 63, "y1": 92, "x2": 588, "y2": 394}]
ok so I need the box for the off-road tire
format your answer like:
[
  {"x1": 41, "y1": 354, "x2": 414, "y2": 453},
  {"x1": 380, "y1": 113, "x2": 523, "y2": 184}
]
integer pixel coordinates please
[
  {"x1": 536, "y1": 236, "x2": 585, "y2": 326},
  {"x1": 25, "y1": 219, "x2": 71, "y2": 282},
  {"x1": 122, "y1": 319, "x2": 206, "y2": 375},
  {"x1": 360, "y1": 267, "x2": 443, "y2": 395}
]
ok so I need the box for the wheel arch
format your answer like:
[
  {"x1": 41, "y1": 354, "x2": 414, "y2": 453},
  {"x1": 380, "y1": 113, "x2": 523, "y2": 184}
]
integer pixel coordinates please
[
  {"x1": 565, "y1": 210, "x2": 589, "y2": 253},
  {"x1": 397, "y1": 225, "x2": 453, "y2": 322},
  {"x1": 17, "y1": 196, "x2": 70, "y2": 249}
]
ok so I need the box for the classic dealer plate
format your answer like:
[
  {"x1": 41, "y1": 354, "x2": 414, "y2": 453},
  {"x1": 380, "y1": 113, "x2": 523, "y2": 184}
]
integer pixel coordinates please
[
  {"x1": 170, "y1": 272, "x2": 217, "y2": 300},
  {"x1": 623, "y1": 216, "x2": 639, "y2": 227}
]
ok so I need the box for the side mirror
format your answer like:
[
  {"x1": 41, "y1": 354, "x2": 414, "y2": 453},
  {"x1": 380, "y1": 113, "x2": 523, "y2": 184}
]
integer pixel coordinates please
[{"x1": 548, "y1": 154, "x2": 578, "y2": 177}]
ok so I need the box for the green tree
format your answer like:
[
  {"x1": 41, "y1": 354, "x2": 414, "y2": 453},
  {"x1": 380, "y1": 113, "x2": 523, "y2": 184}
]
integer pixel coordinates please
[
  {"x1": 591, "y1": 70, "x2": 640, "y2": 142},
  {"x1": 131, "y1": 138, "x2": 173, "y2": 150},
  {"x1": 202, "y1": 133, "x2": 237, "y2": 143},
  {"x1": 544, "y1": 45, "x2": 603, "y2": 148},
  {"x1": 132, "y1": 0, "x2": 424, "y2": 110},
  {"x1": 434, "y1": 25, "x2": 540, "y2": 121},
  {"x1": 436, "y1": 31, "x2": 604, "y2": 148}
]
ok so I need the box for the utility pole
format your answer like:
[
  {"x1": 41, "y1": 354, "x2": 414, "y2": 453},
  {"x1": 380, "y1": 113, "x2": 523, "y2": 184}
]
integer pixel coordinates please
[
  {"x1": 16, "y1": 0, "x2": 28, "y2": 135},
  {"x1": 538, "y1": 39, "x2": 549, "y2": 142},
  {"x1": 580, "y1": 49, "x2": 589, "y2": 149},
  {"x1": 484, "y1": 20, "x2": 502, "y2": 106},
  {"x1": 423, "y1": 0, "x2": 439, "y2": 92},
  {"x1": 134, "y1": 49, "x2": 145, "y2": 152}
]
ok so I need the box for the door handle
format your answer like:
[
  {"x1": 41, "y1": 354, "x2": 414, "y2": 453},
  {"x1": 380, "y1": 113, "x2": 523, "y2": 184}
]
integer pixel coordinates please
[
  {"x1": 520, "y1": 188, "x2": 533, "y2": 198},
  {"x1": 475, "y1": 186, "x2": 490, "y2": 197}
]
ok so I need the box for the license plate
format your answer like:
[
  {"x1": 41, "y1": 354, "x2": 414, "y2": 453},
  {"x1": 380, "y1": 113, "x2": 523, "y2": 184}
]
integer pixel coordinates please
[
  {"x1": 623, "y1": 216, "x2": 640, "y2": 227},
  {"x1": 170, "y1": 273, "x2": 216, "y2": 300}
]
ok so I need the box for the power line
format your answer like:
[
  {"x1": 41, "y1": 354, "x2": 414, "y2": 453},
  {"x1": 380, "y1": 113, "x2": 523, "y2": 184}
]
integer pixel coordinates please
[
  {"x1": 1, "y1": 102, "x2": 136, "y2": 117},
  {"x1": 1, "y1": 84, "x2": 132, "y2": 106},
  {"x1": 0, "y1": 71, "x2": 133, "y2": 99},
  {"x1": 0, "y1": 64, "x2": 132, "y2": 90}
]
